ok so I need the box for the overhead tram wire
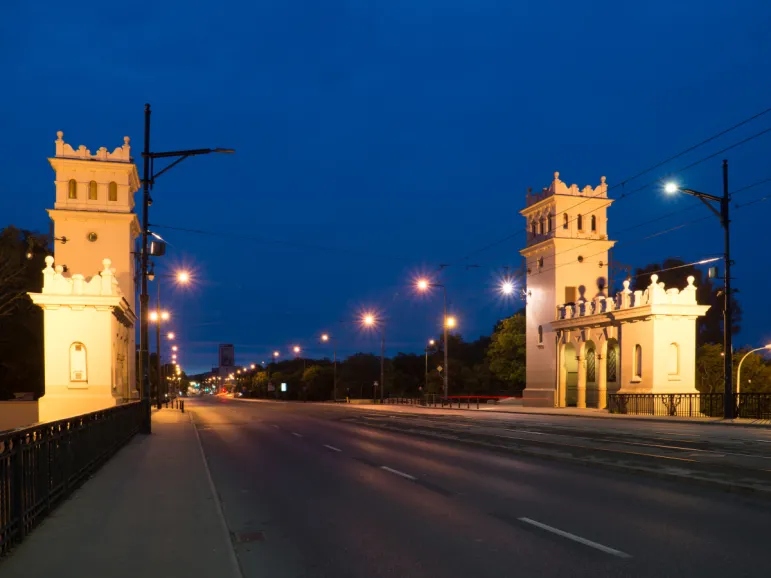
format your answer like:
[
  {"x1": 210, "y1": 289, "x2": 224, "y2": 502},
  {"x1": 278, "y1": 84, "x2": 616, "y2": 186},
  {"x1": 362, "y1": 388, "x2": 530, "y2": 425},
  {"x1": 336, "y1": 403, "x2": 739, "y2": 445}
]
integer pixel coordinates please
[{"x1": 451, "y1": 106, "x2": 771, "y2": 264}]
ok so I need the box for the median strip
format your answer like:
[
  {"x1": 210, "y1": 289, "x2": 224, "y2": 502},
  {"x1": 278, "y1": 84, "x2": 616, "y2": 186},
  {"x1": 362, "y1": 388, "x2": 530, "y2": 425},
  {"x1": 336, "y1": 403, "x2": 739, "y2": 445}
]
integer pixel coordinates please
[{"x1": 518, "y1": 517, "x2": 631, "y2": 559}]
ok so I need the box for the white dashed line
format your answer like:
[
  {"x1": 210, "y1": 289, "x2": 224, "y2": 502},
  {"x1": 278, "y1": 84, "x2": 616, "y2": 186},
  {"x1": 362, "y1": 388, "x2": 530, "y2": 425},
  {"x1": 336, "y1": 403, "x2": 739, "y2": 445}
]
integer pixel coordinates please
[
  {"x1": 323, "y1": 444, "x2": 342, "y2": 452},
  {"x1": 518, "y1": 517, "x2": 631, "y2": 559},
  {"x1": 380, "y1": 466, "x2": 417, "y2": 481},
  {"x1": 292, "y1": 432, "x2": 303, "y2": 438},
  {"x1": 271, "y1": 425, "x2": 279, "y2": 429}
]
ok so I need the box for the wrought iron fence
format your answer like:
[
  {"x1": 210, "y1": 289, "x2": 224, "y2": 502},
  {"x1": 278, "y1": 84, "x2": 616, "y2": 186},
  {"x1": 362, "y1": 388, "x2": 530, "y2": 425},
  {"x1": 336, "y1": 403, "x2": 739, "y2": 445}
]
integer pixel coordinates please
[
  {"x1": 607, "y1": 393, "x2": 771, "y2": 419},
  {"x1": 0, "y1": 401, "x2": 145, "y2": 556}
]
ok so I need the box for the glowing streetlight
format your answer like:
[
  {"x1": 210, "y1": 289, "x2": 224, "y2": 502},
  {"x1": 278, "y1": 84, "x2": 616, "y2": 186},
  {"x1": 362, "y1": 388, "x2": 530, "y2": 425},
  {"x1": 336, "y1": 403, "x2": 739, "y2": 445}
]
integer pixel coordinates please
[
  {"x1": 414, "y1": 278, "x2": 451, "y2": 399},
  {"x1": 167, "y1": 332, "x2": 175, "y2": 339},
  {"x1": 250, "y1": 364, "x2": 256, "y2": 370},
  {"x1": 177, "y1": 271, "x2": 190, "y2": 283},
  {"x1": 445, "y1": 316, "x2": 457, "y2": 329},
  {"x1": 172, "y1": 354, "x2": 177, "y2": 360},
  {"x1": 417, "y1": 278, "x2": 430, "y2": 291},
  {"x1": 293, "y1": 346, "x2": 301, "y2": 354},
  {"x1": 321, "y1": 334, "x2": 329, "y2": 342},
  {"x1": 172, "y1": 345, "x2": 178, "y2": 352},
  {"x1": 664, "y1": 182, "x2": 679, "y2": 194},
  {"x1": 360, "y1": 312, "x2": 384, "y2": 401},
  {"x1": 500, "y1": 279, "x2": 515, "y2": 296},
  {"x1": 362, "y1": 313, "x2": 376, "y2": 327}
]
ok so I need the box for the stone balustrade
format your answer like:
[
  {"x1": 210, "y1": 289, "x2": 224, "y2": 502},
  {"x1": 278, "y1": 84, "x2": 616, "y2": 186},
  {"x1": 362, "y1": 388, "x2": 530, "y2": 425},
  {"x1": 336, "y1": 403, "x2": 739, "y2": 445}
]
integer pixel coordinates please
[
  {"x1": 54, "y1": 131, "x2": 132, "y2": 162},
  {"x1": 40, "y1": 256, "x2": 123, "y2": 297},
  {"x1": 555, "y1": 274, "x2": 698, "y2": 320}
]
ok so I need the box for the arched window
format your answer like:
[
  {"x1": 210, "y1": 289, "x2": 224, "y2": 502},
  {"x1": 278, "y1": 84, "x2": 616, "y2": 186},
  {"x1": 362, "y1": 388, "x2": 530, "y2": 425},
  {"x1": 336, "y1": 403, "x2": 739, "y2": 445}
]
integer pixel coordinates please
[
  {"x1": 537, "y1": 325, "x2": 543, "y2": 344},
  {"x1": 607, "y1": 346, "x2": 617, "y2": 382},
  {"x1": 89, "y1": 180, "x2": 98, "y2": 200},
  {"x1": 586, "y1": 347, "x2": 596, "y2": 382},
  {"x1": 68, "y1": 179, "x2": 78, "y2": 199},
  {"x1": 530, "y1": 220, "x2": 536, "y2": 236},
  {"x1": 563, "y1": 214, "x2": 569, "y2": 229},
  {"x1": 108, "y1": 181, "x2": 118, "y2": 202},
  {"x1": 668, "y1": 343, "x2": 679, "y2": 376},
  {"x1": 634, "y1": 344, "x2": 642, "y2": 379},
  {"x1": 538, "y1": 218, "x2": 544, "y2": 235},
  {"x1": 70, "y1": 342, "x2": 88, "y2": 382},
  {"x1": 547, "y1": 214, "x2": 553, "y2": 232},
  {"x1": 577, "y1": 214, "x2": 583, "y2": 230},
  {"x1": 591, "y1": 215, "x2": 597, "y2": 232}
]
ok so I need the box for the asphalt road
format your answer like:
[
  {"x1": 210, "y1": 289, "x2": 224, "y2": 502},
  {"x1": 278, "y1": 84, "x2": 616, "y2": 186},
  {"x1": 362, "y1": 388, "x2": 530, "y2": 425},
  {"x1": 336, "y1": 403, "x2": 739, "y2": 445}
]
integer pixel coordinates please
[{"x1": 190, "y1": 396, "x2": 771, "y2": 578}]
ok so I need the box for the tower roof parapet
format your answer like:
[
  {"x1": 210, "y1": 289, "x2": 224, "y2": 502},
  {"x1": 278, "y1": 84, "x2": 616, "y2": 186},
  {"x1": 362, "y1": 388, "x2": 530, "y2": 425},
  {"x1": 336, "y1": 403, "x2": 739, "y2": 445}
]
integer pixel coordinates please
[
  {"x1": 54, "y1": 131, "x2": 132, "y2": 163},
  {"x1": 526, "y1": 171, "x2": 608, "y2": 208},
  {"x1": 39, "y1": 256, "x2": 123, "y2": 297}
]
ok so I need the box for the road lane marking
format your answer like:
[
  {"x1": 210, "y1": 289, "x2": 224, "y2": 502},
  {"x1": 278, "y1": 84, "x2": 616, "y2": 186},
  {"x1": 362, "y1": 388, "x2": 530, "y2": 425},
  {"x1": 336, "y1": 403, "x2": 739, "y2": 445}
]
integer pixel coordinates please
[
  {"x1": 518, "y1": 517, "x2": 631, "y2": 559},
  {"x1": 380, "y1": 466, "x2": 417, "y2": 481},
  {"x1": 271, "y1": 424, "x2": 279, "y2": 429},
  {"x1": 292, "y1": 432, "x2": 303, "y2": 438},
  {"x1": 323, "y1": 444, "x2": 342, "y2": 452}
]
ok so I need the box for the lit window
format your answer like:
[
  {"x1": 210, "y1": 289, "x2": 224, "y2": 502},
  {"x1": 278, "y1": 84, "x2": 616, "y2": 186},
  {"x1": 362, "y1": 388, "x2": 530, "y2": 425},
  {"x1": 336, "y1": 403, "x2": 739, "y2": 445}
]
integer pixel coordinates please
[
  {"x1": 591, "y1": 215, "x2": 597, "y2": 232},
  {"x1": 109, "y1": 182, "x2": 118, "y2": 202},
  {"x1": 89, "y1": 180, "x2": 98, "y2": 200},
  {"x1": 530, "y1": 220, "x2": 536, "y2": 236},
  {"x1": 539, "y1": 218, "x2": 544, "y2": 235},
  {"x1": 547, "y1": 214, "x2": 553, "y2": 232},
  {"x1": 538, "y1": 325, "x2": 543, "y2": 344},
  {"x1": 577, "y1": 214, "x2": 583, "y2": 230},
  {"x1": 634, "y1": 344, "x2": 642, "y2": 379},
  {"x1": 563, "y1": 214, "x2": 568, "y2": 229},
  {"x1": 668, "y1": 343, "x2": 679, "y2": 376},
  {"x1": 68, "y1": 179, "x2": 77, "y2": 199},
  {"x1": 70, "y1": 342, "x2": 87, "y2": 382}
]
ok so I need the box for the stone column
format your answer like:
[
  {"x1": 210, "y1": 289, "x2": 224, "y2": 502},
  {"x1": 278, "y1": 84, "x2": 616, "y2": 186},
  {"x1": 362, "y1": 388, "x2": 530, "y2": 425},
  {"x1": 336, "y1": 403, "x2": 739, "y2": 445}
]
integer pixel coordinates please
[
  {"x1": 576, "y1": 354, "x2": 587, "y2": 409},
  {"x1": 597, "y1": 351, "x2": 608, "y2": 409},
  {"x1": 558, "y1": 344, "x2": 567, "y2": 408}
]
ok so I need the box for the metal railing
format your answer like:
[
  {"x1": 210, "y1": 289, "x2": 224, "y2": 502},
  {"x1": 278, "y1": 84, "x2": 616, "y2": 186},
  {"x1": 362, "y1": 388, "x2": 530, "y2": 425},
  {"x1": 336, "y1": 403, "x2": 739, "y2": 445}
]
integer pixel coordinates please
[
  {"x1": 607, "y1": 393, "x2": 771, "y2": 419},
  {"x1": 386, "y1": 394, "x2": 518, "y2": 410},
  {"x1": 0, "y1": 401, "x2": 145, "y2": 556}
]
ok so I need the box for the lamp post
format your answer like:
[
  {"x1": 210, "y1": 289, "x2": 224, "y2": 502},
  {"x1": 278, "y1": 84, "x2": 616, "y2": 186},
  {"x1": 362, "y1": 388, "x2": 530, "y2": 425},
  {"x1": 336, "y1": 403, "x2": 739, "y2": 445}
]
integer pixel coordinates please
[
  {"x1": 665, "y1": 160, "x2": 733, "y2": 418},
  {"x1": 416, "y1": 279, "x2": 453, "y2": 400},
  {"x1": 425, "y1": 339, "x2": 435, "y2": 392},
  {"x1": 736, "y1": 344, "x2": 771, "y2": 394},
  {"x1": 139, "y1": 103, "x2": 234, "y2": 433},
  {"x1": 321, "y1": 333, "x2": 337, "y2": 401},
  {"x1": 361, "y1": 313, "x2": 385, "y2": 402}
]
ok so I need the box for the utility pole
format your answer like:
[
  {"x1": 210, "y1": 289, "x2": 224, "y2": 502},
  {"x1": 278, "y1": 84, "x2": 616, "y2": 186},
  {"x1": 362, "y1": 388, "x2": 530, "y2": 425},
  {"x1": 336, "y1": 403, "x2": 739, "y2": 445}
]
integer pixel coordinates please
[
  {"x1": 722, "y1": 159, "x2": 733, "y2": 420},
  {"x1": 139, "y1": 104, "x2": 152, "y2": 433}
]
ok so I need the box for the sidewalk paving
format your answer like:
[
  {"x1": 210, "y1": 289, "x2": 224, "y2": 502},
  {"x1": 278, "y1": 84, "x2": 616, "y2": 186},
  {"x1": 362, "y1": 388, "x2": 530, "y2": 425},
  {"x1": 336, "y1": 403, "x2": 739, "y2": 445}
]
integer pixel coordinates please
[{"x1": 0, "y1": 408, "x2": 241, "y2": 578}]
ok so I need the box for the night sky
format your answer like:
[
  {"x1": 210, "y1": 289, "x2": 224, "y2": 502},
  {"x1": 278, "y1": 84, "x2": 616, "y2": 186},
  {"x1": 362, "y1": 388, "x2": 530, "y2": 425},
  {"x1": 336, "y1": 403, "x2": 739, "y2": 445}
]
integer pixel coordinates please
[{"x1": 2, "y1": 1, "x2": 770, "y2": 373}]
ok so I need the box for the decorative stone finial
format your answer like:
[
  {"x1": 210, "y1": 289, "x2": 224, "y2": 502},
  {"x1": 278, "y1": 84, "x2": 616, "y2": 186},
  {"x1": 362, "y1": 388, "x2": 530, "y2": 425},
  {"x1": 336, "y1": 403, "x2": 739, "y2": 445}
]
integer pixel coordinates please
[
  {"x1": 56, "y1": 131, "x2": 64, "y2": 141},
  {"x1": 102, "y1": 258, "x2": 112, "y2": 269},
  {"x1": 554, "y1": 171, "x2": 560, "y2": 180},
  {"x1": 45, "y1": 255, "x2": 54, "y2": 267},
  {"x1": 124, "y1": 136, "x2": 130, "y2": 146},
  {"x1": 687, "y1": 275, "x2": 695, "y2": 286},
  {"x1": 600, "y1": 176, "x2": 606, "y2": 184},
  {"x1": 651, "y1": 274, "x2": 659, "y2": 284},
  {"x1": 623, "y1": 279, "x2": 630, "y2": 291}
]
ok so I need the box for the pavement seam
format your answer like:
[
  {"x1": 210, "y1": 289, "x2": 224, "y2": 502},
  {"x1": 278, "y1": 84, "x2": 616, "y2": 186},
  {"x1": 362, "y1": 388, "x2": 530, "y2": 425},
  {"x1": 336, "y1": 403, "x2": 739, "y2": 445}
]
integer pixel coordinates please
[{"x1": 190, "y1": 412, "x2": 246, "y2": 578}]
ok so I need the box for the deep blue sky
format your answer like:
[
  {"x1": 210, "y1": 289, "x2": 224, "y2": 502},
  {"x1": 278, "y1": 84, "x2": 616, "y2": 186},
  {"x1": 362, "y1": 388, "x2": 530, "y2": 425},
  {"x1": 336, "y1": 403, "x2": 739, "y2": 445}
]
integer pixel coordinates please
[{"x1": 2, "y1": 1, "x2": 770, "y2": 373}]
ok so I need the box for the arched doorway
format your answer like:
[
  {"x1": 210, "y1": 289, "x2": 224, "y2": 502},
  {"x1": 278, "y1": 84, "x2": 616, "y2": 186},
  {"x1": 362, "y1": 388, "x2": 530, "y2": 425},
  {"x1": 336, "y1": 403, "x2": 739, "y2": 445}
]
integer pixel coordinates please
[
  {"x1": 584, "y1": 341, "x2": 598, "y2": 408},
  {"x1": 561, "y1": 343, "x2": 578, "y2": 406}
]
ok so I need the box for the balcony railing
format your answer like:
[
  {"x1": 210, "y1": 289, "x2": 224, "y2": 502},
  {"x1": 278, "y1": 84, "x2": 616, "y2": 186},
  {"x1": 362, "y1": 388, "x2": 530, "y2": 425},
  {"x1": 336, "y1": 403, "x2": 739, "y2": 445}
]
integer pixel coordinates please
[{"x1": 0, "y1": 401, "x2": 145, "y2": 556}]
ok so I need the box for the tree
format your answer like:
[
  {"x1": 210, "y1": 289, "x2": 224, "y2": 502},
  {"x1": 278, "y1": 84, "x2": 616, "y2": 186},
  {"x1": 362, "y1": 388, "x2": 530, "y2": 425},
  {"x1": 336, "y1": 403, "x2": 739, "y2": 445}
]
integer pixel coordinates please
[
  {"x1": 0, "y1": 226, "x2": 47, "y2": 399},
  {"x1": 632, "y1": 258, "x2": 741, "y2": 345},
  {"x1": 695, "y1": 344, "x2": 771, "y2": 393},
  {"x1": 486, "y1": 313, "x2": 526, "y2": 393},
  {"x1": 302, "y1": 365, "x2": 334, "y2": 400}
]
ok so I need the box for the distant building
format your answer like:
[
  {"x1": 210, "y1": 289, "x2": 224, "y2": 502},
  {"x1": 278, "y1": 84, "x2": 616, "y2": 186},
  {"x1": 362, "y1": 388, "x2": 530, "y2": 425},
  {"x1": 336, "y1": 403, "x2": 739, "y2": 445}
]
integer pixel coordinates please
[{"x1": 217, "y1": 344, "x2": 236, "y2": 381}]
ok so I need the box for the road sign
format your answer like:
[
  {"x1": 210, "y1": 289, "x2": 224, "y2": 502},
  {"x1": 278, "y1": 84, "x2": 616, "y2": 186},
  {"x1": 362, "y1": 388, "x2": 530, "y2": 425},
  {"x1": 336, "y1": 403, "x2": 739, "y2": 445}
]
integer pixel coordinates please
[
  {"x1": 437, "y1": 366, "x2": 443, "y2": 372},
  {"x1": 281, "y1": 383, "x2": 287, "y2": 392},
  {"x1": 373, "y1": 381, "x2": 379, "y2": 387}
]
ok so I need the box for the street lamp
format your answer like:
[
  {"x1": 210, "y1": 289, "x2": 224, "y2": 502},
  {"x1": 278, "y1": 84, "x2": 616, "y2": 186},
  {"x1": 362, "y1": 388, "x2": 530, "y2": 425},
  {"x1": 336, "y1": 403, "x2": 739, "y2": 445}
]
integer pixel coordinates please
[
  {"x1": 139, "y1": 103, "x2": 234, "y2": 434},
  {"x1": 664, "y1": 159, "x2": 733, "y2": 418},
  {"x1": 167, "y1": 332, "x2": 175, "y2": 340},
  {"x1": 148, "y1": 269, "x2": 190, "y2": 409},
  {"x1": 425, "y1": 339, "x2": 435, "y2": 392},
  {"x1": 736, "y1": 344, "x2": 771, "y2": 394},
  {"x1": 321, "y1": 333, "x2": 338, "y2": 401},
  {"x1": 500, "y1": 278, "x2": 515, "y2": 296},
  {"x1": 361, "y1": 312, "x2": 385, "y2": 402},
  {"x1": 416, "y1": 278, "x2": 451, "y2": 400}
]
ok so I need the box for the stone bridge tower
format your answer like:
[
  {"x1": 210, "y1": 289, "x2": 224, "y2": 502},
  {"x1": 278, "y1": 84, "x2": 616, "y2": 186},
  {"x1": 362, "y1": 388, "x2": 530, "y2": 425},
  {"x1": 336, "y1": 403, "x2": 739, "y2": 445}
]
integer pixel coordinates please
[{"x1": 520, "y1": 172, "x2": 616, "y2": 407}]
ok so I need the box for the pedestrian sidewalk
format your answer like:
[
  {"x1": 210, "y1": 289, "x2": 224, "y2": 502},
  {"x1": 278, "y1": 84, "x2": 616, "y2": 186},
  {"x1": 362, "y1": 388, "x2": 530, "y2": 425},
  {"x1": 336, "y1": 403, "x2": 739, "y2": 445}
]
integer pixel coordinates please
[{"x1": 0, "y1": 409, "x2": 241, "y2": 578}]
